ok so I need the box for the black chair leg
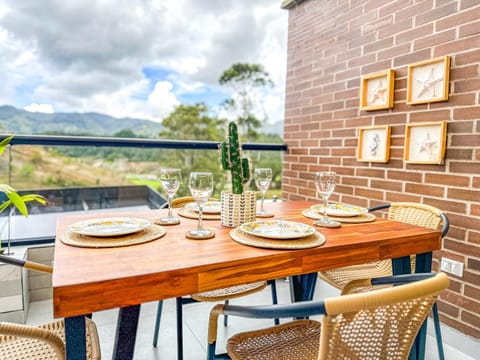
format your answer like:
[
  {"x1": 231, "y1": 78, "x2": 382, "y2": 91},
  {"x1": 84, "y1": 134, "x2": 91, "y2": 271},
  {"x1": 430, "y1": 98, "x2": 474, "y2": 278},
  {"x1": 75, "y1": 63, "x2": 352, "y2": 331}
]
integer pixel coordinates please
[
  {"x1": 432, "y1": 302, "x2": 445, "y2": 360},
  {"x1": 176, "y1": 297, "x2": 184, "y2": 360},
  {"x1": 223, "y1": 299, "x2": 230, "y2": 327},
  {"x1": 152, "y1": 300, "x2": 163, "y2": 347},
  {"x1": 268, "y1": 279, "x2": 280, "y2": 325}
]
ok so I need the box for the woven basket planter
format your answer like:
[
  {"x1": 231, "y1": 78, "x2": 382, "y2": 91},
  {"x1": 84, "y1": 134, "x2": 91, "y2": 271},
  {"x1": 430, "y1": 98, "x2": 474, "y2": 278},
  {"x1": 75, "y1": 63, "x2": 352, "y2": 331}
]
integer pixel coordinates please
[{"x1": 221, "y1": 190, "x2": 257, "y2": 227}]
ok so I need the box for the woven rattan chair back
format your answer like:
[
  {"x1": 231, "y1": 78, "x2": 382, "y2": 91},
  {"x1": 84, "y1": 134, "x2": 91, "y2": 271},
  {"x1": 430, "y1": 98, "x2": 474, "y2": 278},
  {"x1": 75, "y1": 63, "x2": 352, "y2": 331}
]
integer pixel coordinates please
[
  {"x1": 318, "y1": 273, "x2": 449, "y2": 360},
  {"x1": 0, "y1": 319, "x2": 100, "y2": 360},
  {"x1": 319, "y1": 202, "x2": 448, "y2": 288},
  {"x1": 225, "y1": 273, "x2": 449, "y2": 360},
  {"x1": 0, "y1": 255, "x2": 101, "y2": 360}
]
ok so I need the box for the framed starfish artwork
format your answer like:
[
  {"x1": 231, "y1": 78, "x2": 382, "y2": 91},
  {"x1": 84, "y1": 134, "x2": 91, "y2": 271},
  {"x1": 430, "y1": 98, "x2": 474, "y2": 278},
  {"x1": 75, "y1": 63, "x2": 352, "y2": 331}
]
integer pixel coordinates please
[
  {"x1": 404, "y1": 121, "x2": 447, "y2": 164},
  {"x1": 407, "y1": 56, "x2": 450, "y2": 105},
  {"x1": 360, "y1": 69, "x2": 395, "y2": 111},
  {"x1": 357, "y1": 125, "x2": 391, "y2": 163}
]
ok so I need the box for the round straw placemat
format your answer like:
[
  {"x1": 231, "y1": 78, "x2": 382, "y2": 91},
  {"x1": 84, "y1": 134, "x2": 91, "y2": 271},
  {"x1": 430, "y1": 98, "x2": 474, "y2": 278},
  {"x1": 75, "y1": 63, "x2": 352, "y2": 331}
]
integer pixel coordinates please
[
  {"x1": 61, "y1": 225, "x2": 166, "y2": 248},
  {"x1": 230, "y1": 227, "x2": 326, "y2": 250},
  {"x1": 178, "y1": 207, "x2": 221, "y2": 220},
  {"x1": 301, "y1": 209, "x2": 376, "y2": 224}
]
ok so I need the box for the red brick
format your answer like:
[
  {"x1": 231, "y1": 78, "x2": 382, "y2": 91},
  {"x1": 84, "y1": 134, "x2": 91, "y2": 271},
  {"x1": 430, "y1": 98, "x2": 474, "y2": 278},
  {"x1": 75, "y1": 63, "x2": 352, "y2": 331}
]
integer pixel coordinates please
[
  {"x1": 435, "y1": 34, "x2": 480, "y2": 57},
  {"x1": 450, "y1": 161, "x2": 480, "y2": 174},
  {"x1": 416, "y1": 2, "x2": 458, "y2": 26},
  {"x1": 405, "y1": 183, "x2": 446, "y2": 197},
  {"x1": 465, "y1": 285, "x2": 480, "y2": 301},
  {"x1": 414, "y1": 29, "x2": 456, "y2": 51},
  {"x1": 437, "y1": 6, "x2": 480, "y2": 31},
  {"x1": 462, "y1": 311, "x2": 480, "y2": 331},
  {"x1": 447, "y1": 188, "x2": 480, "y2": 202}
]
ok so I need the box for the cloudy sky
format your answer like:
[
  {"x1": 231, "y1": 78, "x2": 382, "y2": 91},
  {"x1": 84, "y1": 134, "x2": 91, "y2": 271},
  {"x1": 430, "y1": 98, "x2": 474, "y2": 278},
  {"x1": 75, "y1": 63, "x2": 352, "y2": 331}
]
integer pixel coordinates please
[{"x1": 0, "y1": 0, "x2": 288, "y2": 123}]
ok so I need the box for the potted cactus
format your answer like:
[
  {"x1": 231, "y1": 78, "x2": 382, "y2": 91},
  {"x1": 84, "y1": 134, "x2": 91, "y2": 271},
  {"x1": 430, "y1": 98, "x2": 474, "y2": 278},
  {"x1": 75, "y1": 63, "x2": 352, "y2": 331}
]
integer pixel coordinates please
[{"x1": 219, "y1": 122, "x2": 256, "y2": 227}]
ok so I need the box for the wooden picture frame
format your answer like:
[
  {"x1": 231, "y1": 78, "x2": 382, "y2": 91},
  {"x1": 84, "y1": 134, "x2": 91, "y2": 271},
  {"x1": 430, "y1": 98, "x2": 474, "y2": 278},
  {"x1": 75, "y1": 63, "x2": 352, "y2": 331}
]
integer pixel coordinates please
[
  {"x1": 357, "y1": 125, "x2": 391, "y2": 163},
  {"x1": 360, "y1": 69, "x2": 395, "y2": 111},
  {"x1": 404, "y1": 121, "x2": 447, "y2": 164},
  {"x1": 407, "y1": 56, "x2": 450, "y2": 105}
]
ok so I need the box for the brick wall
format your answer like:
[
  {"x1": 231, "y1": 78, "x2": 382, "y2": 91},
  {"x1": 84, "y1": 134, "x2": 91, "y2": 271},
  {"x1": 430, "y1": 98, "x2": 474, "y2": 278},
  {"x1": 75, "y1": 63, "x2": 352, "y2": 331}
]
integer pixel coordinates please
[{"x1": 282, "y1": 0, "x2": 479, "y2": 338}]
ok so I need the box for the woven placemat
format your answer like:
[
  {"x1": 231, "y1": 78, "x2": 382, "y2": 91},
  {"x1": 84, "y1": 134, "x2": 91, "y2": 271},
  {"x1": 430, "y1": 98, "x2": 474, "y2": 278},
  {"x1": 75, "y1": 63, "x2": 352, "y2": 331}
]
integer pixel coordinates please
[
  {"x1": 230, "y1": 228, "x2": 326, "y2": 250},
  {"x1": 61, "y1": 225, "x2": 166, "y2": 248},
  {"x1": 178, "y1": 207, "x2": 221, "y2": 220},
  {"x1": 301, "y1": 209, "x2": 376, "y2": 224}
]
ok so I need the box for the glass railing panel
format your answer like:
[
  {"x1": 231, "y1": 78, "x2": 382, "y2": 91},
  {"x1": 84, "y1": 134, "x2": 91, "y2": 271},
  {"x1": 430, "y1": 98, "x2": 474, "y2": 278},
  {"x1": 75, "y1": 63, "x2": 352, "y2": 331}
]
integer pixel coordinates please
[{"x1": 0, "y1": 135, "x2": 286, "y2": 246}]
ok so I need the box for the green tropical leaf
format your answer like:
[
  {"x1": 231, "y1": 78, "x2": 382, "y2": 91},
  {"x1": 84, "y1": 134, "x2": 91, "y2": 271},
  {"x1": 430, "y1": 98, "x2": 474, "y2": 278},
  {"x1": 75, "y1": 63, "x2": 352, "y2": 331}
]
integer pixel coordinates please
[{"x1": 0, "y1": 135, "x2": 13, "y2": 156}]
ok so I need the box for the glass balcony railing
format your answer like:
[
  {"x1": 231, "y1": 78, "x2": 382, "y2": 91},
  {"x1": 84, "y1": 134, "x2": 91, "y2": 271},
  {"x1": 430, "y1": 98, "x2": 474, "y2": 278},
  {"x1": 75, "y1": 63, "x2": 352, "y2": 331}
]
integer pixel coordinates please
[{"x1": 0, "y1": 134, "x2": 287, "y2": 246}]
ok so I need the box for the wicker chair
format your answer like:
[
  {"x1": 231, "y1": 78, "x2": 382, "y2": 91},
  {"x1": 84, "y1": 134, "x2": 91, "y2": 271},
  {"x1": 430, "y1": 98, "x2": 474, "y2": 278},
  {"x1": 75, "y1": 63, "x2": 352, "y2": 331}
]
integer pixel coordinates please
[
  {"x1": 153, "y1": 196, "x2": 279, "y2": 360},
  {"x1": 0, "y1": 254, "x2": 101, "y2": 360},
  {"x1": 207, "y1": 272, "x2": 449, "y2": 360},
  {"x1": 318, "y1": 202, "x2": 449, "y2": 360}
]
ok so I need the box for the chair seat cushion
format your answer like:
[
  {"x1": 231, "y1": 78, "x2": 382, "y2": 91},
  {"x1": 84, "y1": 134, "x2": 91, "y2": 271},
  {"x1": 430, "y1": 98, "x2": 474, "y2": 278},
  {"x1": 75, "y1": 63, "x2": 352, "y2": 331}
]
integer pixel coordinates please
[
  {"x1": 192, "y1": 281, "x2": 268, "y2": 302},
  {"x1": 227, "y1": 319, "x2": 320, "y2": 360}
]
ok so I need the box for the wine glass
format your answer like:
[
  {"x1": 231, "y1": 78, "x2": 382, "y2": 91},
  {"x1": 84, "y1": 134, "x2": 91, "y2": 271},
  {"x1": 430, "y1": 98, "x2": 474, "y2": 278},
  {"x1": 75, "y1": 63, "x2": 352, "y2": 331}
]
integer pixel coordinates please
[
  {"x1": 314, "y1": 171, "x2": 341, "y2": 228},
  {"x1": 254, "y1": 168, "x2": 273, "y2": 217},
  {"x1": 186, "y1": 172, "x2": 215, "y2": 239},
  {"x1": 157, "y1": 168, "x2": 182, "y2": 225}
]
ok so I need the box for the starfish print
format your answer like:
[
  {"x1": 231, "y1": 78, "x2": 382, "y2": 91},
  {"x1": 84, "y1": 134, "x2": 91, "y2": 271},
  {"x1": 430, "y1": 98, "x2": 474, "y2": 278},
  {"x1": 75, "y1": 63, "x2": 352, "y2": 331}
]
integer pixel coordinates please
[
  {"x1": 416, "y1": 67, "x2": 444, "y2": 99},
  {"x1": 418, "y1": 133, "x2": 438, "y2": 155},
  {"x1": 368, "y1": 80, "x2": 387, "y2": 105}
]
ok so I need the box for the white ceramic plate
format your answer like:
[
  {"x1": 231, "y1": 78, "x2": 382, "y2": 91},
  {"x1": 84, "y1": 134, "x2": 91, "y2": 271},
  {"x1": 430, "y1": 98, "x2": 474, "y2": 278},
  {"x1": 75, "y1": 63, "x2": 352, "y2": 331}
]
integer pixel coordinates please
[
  {"x1": 239, "y1": 220, "x2": 316, "y2": 240},
  {"x1": 68, "y1": 217, "x2": 151, "y2": 237},
  {"x1": 310, "y1": 203, "x2": 368, "y2": 217},
  {"x1": 186, "y1": 201, "x2": 222, "y2": 214}
]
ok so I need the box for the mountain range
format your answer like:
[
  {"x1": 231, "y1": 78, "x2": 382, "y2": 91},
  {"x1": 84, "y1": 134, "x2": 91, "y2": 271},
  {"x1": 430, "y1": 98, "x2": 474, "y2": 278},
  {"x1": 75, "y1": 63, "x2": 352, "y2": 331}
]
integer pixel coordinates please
[
  {"x1": 0, "y1": 105, "x2": 164, "y2": 137},
  {"x1": 0, "y1": 105, "x2": 283, "y2": 137}
]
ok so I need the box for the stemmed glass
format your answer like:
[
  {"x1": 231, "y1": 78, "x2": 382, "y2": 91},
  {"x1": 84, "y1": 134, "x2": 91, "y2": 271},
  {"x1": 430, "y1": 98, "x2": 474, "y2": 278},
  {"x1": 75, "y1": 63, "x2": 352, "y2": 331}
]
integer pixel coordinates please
[
  {"x1": 254, "y1": 168, "x2": 273, "y2": 217},
  {"x1": 314, "y1": 171, "x2": 341, "y2": 228},
  {"x1": 157, "y1": 168, "x2": 182, "y2": 225},
  {"x1": 186, "y1": 172, "x2": 215, "y2": 239}
]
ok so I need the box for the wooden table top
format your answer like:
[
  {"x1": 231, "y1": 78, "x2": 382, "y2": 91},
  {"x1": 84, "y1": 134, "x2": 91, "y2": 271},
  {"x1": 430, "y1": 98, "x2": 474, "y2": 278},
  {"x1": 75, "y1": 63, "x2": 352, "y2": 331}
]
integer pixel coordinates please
[{"x1": 53, "y1": 200, "x2": 441, "y2": 318}]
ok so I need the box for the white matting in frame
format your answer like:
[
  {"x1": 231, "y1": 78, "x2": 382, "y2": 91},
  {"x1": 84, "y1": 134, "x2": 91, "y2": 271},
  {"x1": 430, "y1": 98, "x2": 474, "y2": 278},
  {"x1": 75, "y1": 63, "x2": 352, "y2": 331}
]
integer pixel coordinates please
[
  {"x1": 360, "y1": 69, "x2": 395, "y2": 111},
  {"x1": 357, "y1": 125, "x2": 391, "y2": 163},
  {"x1": 404, "y1": 121, "x2": 447, "y2": 164},
  {"x1": 407, "y1": 56, "x2": 450, "y2": 105}
]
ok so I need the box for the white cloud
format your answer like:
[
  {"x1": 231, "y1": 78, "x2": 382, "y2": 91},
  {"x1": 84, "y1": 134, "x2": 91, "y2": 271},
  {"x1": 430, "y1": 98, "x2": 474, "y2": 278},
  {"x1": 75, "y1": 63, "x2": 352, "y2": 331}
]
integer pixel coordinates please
[
  {"x1": 24, "y1": 102, "x2": 54, "y2": 113},
  {"x1": 0, "y1": 0, "x2": 287, "y2": 124},
  {"x1": 147, "y1": 81, "x2": 180, "y2": 120}
]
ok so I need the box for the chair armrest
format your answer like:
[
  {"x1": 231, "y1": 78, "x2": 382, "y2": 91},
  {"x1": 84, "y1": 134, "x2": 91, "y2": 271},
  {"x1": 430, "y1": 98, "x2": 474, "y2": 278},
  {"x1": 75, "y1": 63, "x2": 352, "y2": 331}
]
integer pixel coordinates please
[
  {"x1": 0, "y1": 254, "x2": 53, "y2": 274},
  {"x1": 368, "y1": 203, "x2": 390, "y2": 212},
  {"x1": 342, "y1": 272, "x2": 437, "y2": 295},
  {"x1": 208, "y1": 300, "x2": 326, "y2": 344}
]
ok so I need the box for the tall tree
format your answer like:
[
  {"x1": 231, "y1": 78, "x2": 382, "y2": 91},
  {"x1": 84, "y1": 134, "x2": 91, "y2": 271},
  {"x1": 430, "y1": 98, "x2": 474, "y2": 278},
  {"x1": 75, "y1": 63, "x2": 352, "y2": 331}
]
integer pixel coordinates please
[
  {"x1": 219, "y1": 63, "x2": 274, "y2": 141},
  {"x1": 160, "y1": 103, "x2": 225, "y2": 141},
  {"x1": 159, "y1": 103, "x2": 227, "y2": 195}
]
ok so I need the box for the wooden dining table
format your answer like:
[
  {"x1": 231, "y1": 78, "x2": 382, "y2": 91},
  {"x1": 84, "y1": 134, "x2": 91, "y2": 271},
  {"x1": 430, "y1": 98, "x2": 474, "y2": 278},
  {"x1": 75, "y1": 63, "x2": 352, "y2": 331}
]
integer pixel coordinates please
[{"x1": 52, "y1": 200, "x2": 441, "y2": 360}]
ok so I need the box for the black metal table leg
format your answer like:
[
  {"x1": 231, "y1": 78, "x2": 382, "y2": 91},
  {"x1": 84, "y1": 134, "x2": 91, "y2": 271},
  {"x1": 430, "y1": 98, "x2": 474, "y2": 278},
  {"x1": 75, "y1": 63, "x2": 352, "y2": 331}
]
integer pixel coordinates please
[
  {"x1": 65, "y1": 315, "x2": 87, "y2": 360},
  {"x1": 289, "y1": 272, "x2": 318, "y2": 302},
  {"x1": 112, "y1": 305, "x2": 141, "y2": 360}
]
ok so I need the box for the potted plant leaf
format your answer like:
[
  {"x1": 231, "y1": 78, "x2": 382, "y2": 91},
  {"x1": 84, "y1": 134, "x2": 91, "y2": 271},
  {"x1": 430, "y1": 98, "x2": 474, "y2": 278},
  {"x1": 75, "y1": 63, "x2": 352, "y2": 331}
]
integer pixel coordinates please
[
  {"x1": 219, "y1": 122, "x2": 256, "y2": 227},
  {"x1": 0, "y1": 135, "x2": 47, "y2": 254}
]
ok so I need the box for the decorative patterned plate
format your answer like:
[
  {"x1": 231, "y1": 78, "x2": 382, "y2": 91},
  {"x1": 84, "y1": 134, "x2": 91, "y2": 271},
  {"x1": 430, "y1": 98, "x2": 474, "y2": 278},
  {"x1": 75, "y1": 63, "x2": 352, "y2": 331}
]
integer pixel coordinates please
[
  {"x1": 185, "y1": 201, "x2": 222, "y2": 214},
  {"x1": 310, "y1": 203, "x2": 368, "y2": 217},
  {"x1": 239, "y1": 220, "x2": 316, "y2": 240},
  {"x1": 68, "y1": 217, "x2": 151, "y2": 237}
]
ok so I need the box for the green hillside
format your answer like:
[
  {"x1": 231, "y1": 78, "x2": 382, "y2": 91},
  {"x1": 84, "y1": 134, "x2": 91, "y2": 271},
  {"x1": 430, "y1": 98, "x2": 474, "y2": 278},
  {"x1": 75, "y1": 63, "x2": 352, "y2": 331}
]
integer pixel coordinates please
[{"x1": 0, "y1": 105, "x2": 164, "y2": 137}]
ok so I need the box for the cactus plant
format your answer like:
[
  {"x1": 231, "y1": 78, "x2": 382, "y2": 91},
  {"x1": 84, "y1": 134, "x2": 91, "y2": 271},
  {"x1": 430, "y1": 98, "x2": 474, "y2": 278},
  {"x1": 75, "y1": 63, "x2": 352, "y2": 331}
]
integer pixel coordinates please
[{"x1": 220, "y1": 122, "x2": 250, "y2": 194}]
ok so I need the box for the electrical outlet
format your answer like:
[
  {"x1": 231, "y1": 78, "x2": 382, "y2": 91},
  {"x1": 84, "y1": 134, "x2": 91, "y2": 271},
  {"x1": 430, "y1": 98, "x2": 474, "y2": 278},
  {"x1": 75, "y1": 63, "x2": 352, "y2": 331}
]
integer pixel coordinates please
[{"x1": 440, "y1": 258, "x2": 464, "y2": 277}]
